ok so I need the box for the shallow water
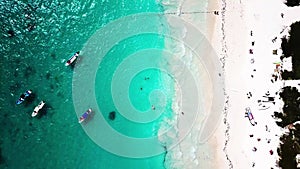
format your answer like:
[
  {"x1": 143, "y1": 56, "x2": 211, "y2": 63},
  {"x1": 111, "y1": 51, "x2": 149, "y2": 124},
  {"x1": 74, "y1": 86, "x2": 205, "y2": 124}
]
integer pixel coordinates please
[{"x1": 0, "y1": 0, "x2": 218, "y2": 168}]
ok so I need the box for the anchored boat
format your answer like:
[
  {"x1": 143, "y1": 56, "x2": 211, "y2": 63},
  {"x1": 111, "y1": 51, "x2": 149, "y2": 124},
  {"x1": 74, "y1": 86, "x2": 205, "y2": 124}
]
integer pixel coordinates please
[
  {"x1": 32, "y1": 101, "x2": 45, "y2": 117},
  {"x1": 65, "y1": 51, "x2": 79, "y2": 66},
  {"x1": 79, "y1": 108, "x2": 92, "y2": 123},
  {"x1": 16, "y1": 90, "x2": 32, "y2": 105}
]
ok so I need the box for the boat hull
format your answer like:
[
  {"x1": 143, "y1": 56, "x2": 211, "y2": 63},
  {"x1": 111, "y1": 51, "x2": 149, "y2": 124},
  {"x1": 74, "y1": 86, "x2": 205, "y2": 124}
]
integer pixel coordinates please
[
  {"x1": 65, "y1": 52, "x2": 79, "y2": 66},
  {"x1": 16, "y1": 90, "x2": 32, "y2": 105},
  {"x1": 79, "y1": 108, "x2": 92, "y2": 123},
  {"x1": 32, "y1": 101, "x2": 45, "y2": 117}
]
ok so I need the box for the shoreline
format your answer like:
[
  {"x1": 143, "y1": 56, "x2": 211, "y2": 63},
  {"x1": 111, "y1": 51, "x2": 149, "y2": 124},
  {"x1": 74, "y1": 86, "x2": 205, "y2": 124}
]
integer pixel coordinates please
[
  {"x1": 204, "y1": 1, "x2": 227, "y2": 168},
  {"x1": 206, "y1": 0, "x2": 219, "y2": 42},
  {"x1": 159, "y1": 0, "x2": 226, "y2": 168},
  {"x1": 161, "y1": 0, "x2": 300, "y2": 168}
]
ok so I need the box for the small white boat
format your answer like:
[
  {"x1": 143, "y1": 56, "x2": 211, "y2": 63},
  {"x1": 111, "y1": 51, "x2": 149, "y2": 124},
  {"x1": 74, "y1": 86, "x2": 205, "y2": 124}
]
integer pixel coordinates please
[
  {"x1": 79, "y1": 108, "x2": 92, "y2": 123},
  {"x1": 65, "y1": 51, "x2": 79, "y2": 66},
  {"x1": 32, "y1": 101, "x2": 45, "y2": 117}
]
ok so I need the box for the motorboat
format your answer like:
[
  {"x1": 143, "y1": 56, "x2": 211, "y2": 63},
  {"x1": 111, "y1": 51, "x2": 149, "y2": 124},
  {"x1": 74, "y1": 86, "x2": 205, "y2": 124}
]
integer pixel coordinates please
[
  {"x1": 65, "y1": 51, "x2": 79, "y2": 66},
  {"x1": 16, "y1": 90, "x2": 32, "y2": 104},
  {"x1": 32, "y1": 101, "x2": 45, "y2": 117},
  {"x1": 79, "y1": 108, "x2": 92, "y2": 123}
]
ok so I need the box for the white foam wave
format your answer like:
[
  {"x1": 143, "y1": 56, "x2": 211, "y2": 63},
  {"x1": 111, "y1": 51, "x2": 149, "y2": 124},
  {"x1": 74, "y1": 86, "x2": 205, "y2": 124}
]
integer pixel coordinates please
[{"x1": 157, "y1": 1, "x2": 223, "y2": 168}]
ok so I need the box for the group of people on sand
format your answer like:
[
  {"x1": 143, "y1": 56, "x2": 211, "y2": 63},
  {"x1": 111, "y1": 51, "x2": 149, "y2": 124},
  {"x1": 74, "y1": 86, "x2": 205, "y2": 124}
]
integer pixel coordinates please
[{"x1": 247, "y1": 30, "x2": 278, "y2": 168}]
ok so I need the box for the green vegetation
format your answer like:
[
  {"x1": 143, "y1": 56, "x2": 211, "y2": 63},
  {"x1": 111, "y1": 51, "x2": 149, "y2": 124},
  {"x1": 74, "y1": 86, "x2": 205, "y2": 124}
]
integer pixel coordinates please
[
  {"x1": 275, "y1": 86, "x2": 300, "y2": 168},
  {"x1": 275, "y1": 86, "x2": 300, "y2": 127},
  {"x1": 284, "y1": 0, "x2": 300, "y2": 7},
  {"x1": 281, "y1": 21, "x2": 300, "y2": 79},
  {"x1": 277, "y1": 124, "x2": 300, "y2": 169}
]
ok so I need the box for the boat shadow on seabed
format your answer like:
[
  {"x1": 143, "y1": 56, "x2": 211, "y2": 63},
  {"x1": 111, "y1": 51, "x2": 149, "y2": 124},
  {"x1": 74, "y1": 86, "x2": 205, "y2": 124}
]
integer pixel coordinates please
[{"x1": 23, "y1": 93, "x2": 36, "y2": 107}]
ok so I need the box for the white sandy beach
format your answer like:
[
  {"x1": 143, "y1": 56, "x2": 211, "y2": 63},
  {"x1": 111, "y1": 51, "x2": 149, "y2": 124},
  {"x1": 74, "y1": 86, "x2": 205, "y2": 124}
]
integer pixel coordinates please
[
  {"x1": 160, "y1": 0, "x2": 300, "y2": 168},
  {"x1": 212, "y1": 0, "x2": 300, "y2": 168}
]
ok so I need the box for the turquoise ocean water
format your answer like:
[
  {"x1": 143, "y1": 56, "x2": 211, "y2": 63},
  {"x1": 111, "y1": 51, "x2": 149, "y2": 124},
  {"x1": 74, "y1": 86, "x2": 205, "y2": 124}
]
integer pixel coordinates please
[
  {"x1": 0, "y1": 0, "x2": 177, "y2": 168},
  {"x1": 0, "y1": 0, "x2": 212, "y2": 168}
]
